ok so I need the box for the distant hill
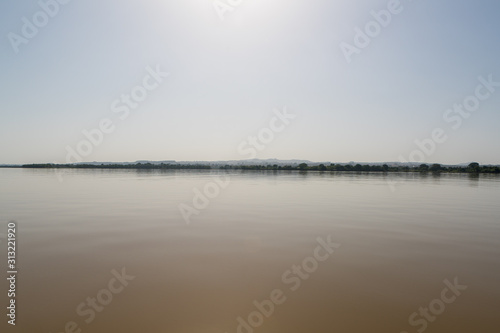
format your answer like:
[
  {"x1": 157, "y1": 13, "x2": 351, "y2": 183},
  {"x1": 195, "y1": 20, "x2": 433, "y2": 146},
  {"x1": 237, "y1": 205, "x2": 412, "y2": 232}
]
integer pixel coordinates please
[{"x1": 65, "y1": 159, "x2": 316, "y2": 166}]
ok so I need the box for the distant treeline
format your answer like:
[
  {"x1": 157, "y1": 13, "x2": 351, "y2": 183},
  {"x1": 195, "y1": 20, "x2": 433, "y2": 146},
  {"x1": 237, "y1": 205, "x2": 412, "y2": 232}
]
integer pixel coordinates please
[
  {"x1": 19, "y1": 162, "x2": 500, "y2": 173},
  {"x1": 231, "y1": 162, "x2": 500, "y2": 173},
  {"x1": 21, "y1": 163, "x2": 211, "y2": 169}
]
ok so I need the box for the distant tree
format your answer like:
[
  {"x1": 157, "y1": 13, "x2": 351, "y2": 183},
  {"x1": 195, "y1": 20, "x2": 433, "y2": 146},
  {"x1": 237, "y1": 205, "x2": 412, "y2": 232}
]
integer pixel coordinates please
[
  {"x1": 419, "y1": 164, "x2": 429, "y2": 172},
  {"x1": 318, "y1": 164, "x2": 327, "y2": 171},
  {"x1": 354, "y1": 164, "x2": 363, "y2": 171},
  {"x1": 467, "y1": 162, "x2": 480, "y2": 173},
  {"x1": 335, "y1": 164, "x2": 345, "y2": 171},
  {"x1": 382, "y1": 164, "x2": 389, "y2": 172},
  {"x1": 429, "y1": 164, "x2": 442, "y2": 172},
  {"x1": 298, "y1": 163, "x2": 308, "y2": 170},
  {"x1": 362, "y1": 165, "x2": 372, "y2": 172}
]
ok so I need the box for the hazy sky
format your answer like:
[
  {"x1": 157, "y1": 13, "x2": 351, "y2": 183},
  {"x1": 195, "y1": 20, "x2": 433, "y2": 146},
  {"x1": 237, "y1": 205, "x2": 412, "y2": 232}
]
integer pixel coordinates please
[{"x1": 1, "y1": 0, "x2": 500, "y2": 164}]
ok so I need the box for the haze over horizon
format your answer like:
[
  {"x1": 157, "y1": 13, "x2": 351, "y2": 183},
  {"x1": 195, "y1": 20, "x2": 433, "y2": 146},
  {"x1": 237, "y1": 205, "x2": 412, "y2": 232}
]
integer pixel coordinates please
[{"x1": 2, "y1": 0, "x2": 500, "y2": 164}]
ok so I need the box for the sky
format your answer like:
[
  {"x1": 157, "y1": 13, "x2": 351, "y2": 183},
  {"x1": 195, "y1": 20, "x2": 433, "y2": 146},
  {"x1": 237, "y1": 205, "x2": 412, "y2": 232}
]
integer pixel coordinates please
[{"x1": 1, "y1": 0, "x2": 500, "y2": 165}]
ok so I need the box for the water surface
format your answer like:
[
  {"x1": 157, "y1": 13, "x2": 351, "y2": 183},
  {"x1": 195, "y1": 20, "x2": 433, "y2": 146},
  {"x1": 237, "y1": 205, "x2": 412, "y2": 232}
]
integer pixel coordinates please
[{"x1": 0, "y1": 169, "x2": 499, "y2": 332}]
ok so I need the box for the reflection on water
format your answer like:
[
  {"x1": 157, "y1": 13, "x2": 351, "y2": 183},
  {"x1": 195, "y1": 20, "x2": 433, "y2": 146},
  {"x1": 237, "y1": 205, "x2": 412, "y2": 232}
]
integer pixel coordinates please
[{"x1": 0, "y1": 169, "x2": 499, "y2": 333}]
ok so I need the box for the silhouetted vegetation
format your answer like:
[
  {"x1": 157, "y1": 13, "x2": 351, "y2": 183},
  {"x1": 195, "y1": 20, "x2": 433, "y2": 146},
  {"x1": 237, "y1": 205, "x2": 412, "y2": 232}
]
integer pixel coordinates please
[
  {"x1": 20, "y1": 163, "x2": 211, "y2": 170},
  {"x1": 15, "y1": 161, "x2": 500, "y2": 173}
]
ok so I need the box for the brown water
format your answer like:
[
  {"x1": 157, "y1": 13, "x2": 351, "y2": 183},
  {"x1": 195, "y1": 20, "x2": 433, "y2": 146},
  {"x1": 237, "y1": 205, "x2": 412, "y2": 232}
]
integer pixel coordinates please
[{"x1": 0, "y1": 169, "x2": 499, "y2": 333}]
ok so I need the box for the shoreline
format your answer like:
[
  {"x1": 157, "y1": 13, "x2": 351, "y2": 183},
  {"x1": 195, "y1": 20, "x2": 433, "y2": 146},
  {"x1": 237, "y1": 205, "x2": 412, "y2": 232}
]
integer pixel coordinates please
[{"x1": 1, "y1": 163, "x2": 499, "y2": 174}]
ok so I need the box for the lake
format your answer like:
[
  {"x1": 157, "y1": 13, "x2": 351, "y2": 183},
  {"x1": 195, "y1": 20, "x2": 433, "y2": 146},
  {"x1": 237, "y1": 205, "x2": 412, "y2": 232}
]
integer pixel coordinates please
[{"x1": 0, "y1": 168, "x2": 499, "y2": 333}]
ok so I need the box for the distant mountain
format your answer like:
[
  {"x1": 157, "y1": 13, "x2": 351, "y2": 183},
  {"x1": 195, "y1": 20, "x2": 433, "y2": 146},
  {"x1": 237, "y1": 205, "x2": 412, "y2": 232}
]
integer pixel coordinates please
[
  {"x1": 176, "y1": 159, "x2": 315, "y2": 166},
  {"x1": 68, "y1": 160, "x2": 176, "y2": 166}
]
